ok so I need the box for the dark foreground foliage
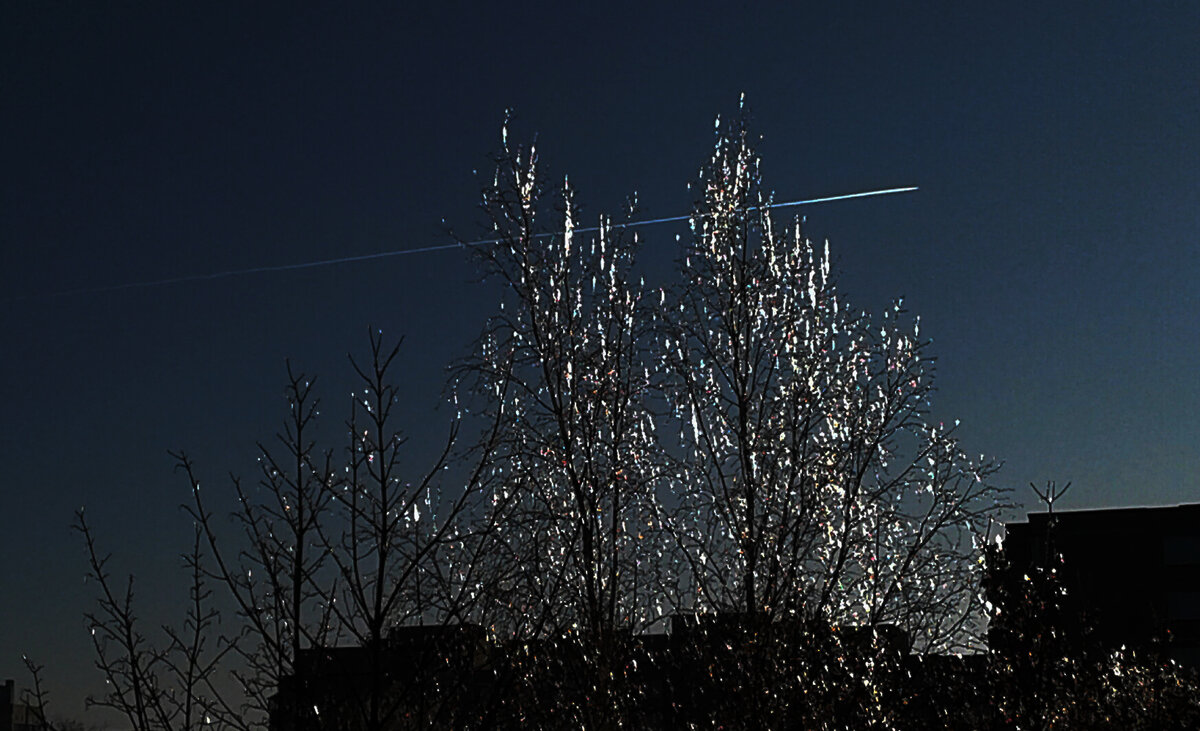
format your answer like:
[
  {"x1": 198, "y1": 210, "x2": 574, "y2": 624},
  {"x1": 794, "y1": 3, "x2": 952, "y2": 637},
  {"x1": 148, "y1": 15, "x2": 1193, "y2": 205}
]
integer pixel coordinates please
[{"x1": 268, "y1": 609, "x2": 1200, "y2": 731}]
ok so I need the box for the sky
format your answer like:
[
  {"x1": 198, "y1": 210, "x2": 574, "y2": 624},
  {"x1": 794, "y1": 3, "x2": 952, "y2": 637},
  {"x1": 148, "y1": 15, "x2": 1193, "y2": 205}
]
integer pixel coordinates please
[{"x1": 2, "y1": 0, "x2": 1197, "y2": 717}]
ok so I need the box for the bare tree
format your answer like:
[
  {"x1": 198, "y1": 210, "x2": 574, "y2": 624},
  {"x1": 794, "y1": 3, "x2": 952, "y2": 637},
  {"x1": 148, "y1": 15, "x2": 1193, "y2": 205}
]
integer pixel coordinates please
[
  {"x1": 20, "y1": 656, "x2": 54, "y2": 731},
  {"x1": 662, "y1": 115, "x2": 1007, "y2": 652},
  {"x1": 453, "y1": 123, "x2": 673, "y2": 725},
  {"x1": 178, "y1": 364, "x2": 337, "y2": 729},
  {"x1": 75, "y1": 512, "x2": 231, "y2": 731},
  {"x1": 305, "y1": 332, "x2": 499, "y2": 731},
  {"x1": 171, "y1": 336, "x2": 501, "y2": 731}
]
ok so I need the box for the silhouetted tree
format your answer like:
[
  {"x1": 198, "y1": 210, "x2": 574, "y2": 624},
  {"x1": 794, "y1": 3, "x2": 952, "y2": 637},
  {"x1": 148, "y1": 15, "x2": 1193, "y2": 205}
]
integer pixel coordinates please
[
  {"x1": 314, "y1": 333, "x2": 499, "y2": 730},
  {"x1": 176, "y1": 335, "x2": 502, "y2": 731},
  {"x1": 178, "y1": 365, "x2": 338, "y2": 729},
  {"x1": 20, "y1": 656, "x2": 54, "y2": 731},
  {"x1": 75, "y1": 515, "x2": 232, "y2": 731}
]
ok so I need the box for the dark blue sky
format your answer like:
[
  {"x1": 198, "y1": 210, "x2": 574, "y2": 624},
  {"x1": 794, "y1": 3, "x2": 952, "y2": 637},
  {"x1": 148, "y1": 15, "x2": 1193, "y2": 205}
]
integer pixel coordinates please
[{"x1": 2, "y1": 1, "x2": 1197, "y2": 714}]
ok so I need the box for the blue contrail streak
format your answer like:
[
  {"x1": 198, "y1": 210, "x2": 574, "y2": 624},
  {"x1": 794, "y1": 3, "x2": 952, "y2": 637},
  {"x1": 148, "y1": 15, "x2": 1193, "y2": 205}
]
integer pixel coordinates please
[{"x1": 29, "y1": 186, "x2": 917, "y2": 299}]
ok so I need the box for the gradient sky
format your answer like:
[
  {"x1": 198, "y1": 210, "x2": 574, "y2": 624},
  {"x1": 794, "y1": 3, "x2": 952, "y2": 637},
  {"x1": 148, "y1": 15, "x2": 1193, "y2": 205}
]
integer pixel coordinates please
[{"x1": 2, "y1": 1, "x2": 1197, "y2": 716}]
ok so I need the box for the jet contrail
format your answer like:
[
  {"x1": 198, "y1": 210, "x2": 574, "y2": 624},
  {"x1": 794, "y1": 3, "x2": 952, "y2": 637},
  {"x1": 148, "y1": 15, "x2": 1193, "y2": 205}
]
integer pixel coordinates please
[{"x1": 26, "y1": 186, "x2": 917, "y2": 300}]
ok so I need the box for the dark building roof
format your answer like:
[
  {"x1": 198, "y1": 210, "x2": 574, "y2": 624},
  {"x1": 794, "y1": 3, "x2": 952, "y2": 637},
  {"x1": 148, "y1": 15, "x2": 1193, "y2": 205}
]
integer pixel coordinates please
[{"x1": 1000, "y1": 502, "x2": 1200, "y2": 666}]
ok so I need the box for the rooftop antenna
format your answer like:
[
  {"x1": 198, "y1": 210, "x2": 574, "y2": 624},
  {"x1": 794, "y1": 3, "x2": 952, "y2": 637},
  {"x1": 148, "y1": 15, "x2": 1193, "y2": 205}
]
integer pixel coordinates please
[
  {"x1": 1030, "y1": 480, "x2": 1072, "y2": 517},
  {"x1": 1030, "y1": 480, "x2": 1072, "y2": 567}
]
